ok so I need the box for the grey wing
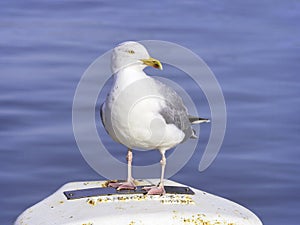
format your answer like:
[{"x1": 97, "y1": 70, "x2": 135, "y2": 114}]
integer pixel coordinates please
[{"x1": 154, "y1": 80, "x2": 194, "y2": 142}]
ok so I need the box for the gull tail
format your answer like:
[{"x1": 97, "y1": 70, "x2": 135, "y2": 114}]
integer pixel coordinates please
[
  {"x1": 188, "y1": 116, "x2": 210, "y2": 124},
  {"x1": 190, "y1": 129, "x2": 198, "y2": 139},
  {"x1": 189, "y1": 116, "x2": 210, "y2": 139}
]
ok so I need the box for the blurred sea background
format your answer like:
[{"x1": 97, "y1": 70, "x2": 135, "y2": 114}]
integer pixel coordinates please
[{"x1": 1, "y1": 0, "x2": 299, "y2": 224}]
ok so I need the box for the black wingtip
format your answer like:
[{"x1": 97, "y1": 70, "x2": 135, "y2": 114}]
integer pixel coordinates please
[{"x1": 189, "y1": 116, "x2": 210, "y2": 124}]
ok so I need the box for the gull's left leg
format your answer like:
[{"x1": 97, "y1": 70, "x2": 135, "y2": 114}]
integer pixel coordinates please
[
  {"x1": 127, "y1": 148, "x2": 134, "y2": 183},
  {"x1": 144, "y1": 150, "x2": 166, "y2": 195},
  {"x1": 108, "y1": 148, "x2": 136, "y2": 190}
]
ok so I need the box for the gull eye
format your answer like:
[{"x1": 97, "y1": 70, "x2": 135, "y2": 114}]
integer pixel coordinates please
[{"x1": 127, "y1": 50, "x2": 135, "y2": 54}]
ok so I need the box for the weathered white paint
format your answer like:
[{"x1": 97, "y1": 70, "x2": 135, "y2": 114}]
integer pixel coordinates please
[{"x1": 14, "y1": 179, "x2": 263, "y2": 225}]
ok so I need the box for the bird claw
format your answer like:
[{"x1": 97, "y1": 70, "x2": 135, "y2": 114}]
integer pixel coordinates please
[
  {"x1": 143, "y1": 185, "x2": 165, "y2": 195},
  {"x1": 108, "y1": 181, "x2": 136, "y2": 190}
]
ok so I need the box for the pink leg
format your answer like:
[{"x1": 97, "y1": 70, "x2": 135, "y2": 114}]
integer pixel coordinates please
[
  {"x1": 127, "y1": 148, "x2": 134, "y2": 183},
  {"x1": 143, "y1": 150, "x2": 166, "y2": 195},
  {"x1": 108, "y1": 148, "x2": 136, "y2": 190}
]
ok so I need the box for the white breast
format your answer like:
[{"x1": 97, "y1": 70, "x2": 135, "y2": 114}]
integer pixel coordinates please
[{"x1": 102, "y1": 67, "x2": 184, "y2": 151}]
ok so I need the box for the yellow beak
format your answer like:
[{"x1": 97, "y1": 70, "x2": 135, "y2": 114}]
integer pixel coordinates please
[{"x1": 140, "y1": 57, "x2": 163, "y2": 70}]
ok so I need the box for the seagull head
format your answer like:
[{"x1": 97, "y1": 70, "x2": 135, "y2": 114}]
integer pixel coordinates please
[{"x1": 111, "y1": 41, "x2": 163, "y2": 74}]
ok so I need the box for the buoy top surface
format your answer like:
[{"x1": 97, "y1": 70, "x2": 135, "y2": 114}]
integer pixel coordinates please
[{"x1": 14, "y1": 179, "x2": 263, "y2": 225}]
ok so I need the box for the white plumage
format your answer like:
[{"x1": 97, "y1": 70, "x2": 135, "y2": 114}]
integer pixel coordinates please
[{"x1": 101, "y1": 41, "x2": 209, "y2": 194}]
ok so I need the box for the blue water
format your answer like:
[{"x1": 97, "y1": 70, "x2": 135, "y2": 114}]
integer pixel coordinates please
[{"x1": 1, "y1": 1, "x2": 299, "y2": 224}]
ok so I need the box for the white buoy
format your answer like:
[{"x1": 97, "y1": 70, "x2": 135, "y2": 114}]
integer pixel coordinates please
[{"x1": 15, "y1": 179, "x2": 263, "y2": 225}]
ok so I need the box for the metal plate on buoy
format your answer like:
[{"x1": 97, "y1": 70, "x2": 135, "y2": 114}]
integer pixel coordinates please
[{"x1": 64, "y1": 185, "x2": 195, "y2": 200}]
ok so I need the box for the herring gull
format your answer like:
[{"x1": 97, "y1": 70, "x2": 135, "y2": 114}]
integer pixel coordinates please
[{"x1": 101, "y1": 41, "x2": 209, "y2": 195}]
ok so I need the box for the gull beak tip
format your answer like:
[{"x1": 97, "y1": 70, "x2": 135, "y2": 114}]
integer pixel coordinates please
[{"x1": 141, "y1": 57, "x2": 163, "y2": 70}]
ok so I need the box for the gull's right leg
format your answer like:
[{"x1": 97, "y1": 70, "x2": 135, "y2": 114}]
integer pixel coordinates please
[{"x1": 108, "y1": 148, "x2": 136, "y2": 190}]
